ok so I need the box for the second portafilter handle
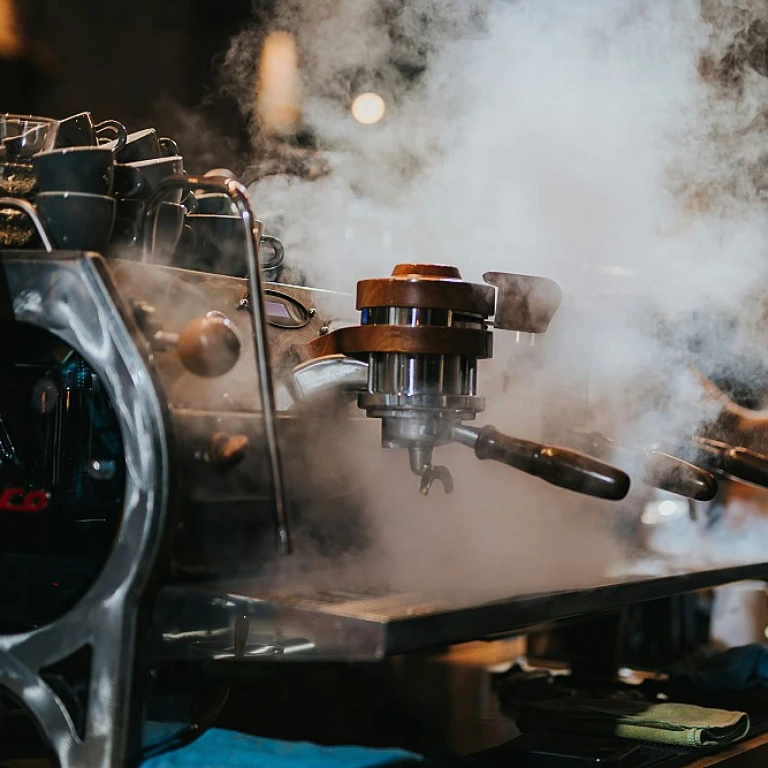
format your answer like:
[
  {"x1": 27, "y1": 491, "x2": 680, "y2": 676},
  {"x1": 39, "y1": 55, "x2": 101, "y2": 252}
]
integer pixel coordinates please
[
  {"x1": 695, "y1": 437, "x2": 768, "y2": 489},
  {"x1": 580, "y1": 431, "x2": 719, "y2": 502},
  {"x1": 452, "y1": 425, "x2": 630, "y2": 500}
]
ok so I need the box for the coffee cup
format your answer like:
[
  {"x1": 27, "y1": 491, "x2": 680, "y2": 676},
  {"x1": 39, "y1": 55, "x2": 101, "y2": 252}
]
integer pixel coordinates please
[
  {"x1": 36, "y1": 191, "x2": 115, "y2": 252},
  {"x1": 110, "y1": 199, "x2": 144, "y2": 246},
  {"x1": 183, "y1": 213, "x2": 247, "y2": 275},
  {"x1": 112, "y1": 199, "x2": 187, "y2": 256},
  {"x1": 143, "y1": 201, "x2": 186, "y2": 264},
  {"x1": 192, "y1": 192, "x2": 237, "y2": 215},
  {"x1": 114, "y1": 155, "x2": 184, "y2": 202},
  {"x1": 183, "y1": 214, "x2": 284, "y2": 277},
  {"x1": 55, "y1": 112, "x2": 127, "y2": 152},
  {"x1": 115, "y1": 128, "x2": 179, "y2": 164},
  {"x1": 0, "y1": 115, "x2": 57, "y2": 159},
  {"x1": 32, "y1": 146, "x2": 114, "y2": 195}
]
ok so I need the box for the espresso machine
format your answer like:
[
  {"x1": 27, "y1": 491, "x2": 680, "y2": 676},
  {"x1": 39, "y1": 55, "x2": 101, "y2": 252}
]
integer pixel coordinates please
[{"x1": 3, "y1": 158, "x2": 768, "y2": 767}]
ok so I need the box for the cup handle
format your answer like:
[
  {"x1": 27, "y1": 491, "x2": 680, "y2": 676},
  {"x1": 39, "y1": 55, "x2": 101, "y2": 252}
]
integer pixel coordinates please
[
  {"x1": 95, "y1": 119, "x2": 128, "y2": 152},
  {"x1": 159, "y1": 137, "x2": 180, "y2": 156},
  {"x1": 259, "y1": 234, "x2": 285, "y2": 271},
  {"x1": 113, "y1": 165, "x2": 145, "y2": 199},
  {"x1": 181, "y1": 189, "x2": 199, "y2": 213},
  {"x1": 0, "y1": 198, "x2": 54, "y2": 252},
  {"x1": 113, "y1": 220, "x2": 139, "y2": 247}
]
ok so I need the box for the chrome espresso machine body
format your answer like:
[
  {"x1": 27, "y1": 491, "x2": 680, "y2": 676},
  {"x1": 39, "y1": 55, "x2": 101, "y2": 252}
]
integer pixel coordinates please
[{"x1": 3, "y1": 173, "x2": 768, "y2": 767}]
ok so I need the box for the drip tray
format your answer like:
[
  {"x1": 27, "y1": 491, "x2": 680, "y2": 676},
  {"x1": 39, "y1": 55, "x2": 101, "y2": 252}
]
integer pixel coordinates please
[{"x1": 154, "y1": 561, "x2": 768, "y2": 662}]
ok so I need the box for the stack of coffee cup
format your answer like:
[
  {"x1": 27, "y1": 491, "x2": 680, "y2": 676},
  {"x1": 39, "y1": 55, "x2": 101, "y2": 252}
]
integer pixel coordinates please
[
  {"x1": 0, "y1": 114, "x2": 59, "y2": 246},
  {"x1": 31, "y1": 144, "x2": 117, "y2": 252},
  {"x1": 111, "y1": 128, "x2": 186, "y2": 259},
  {"x1": 0, "y1": 111, "x2": 128, "y2": 249},
  {"x1": 0, "y1": 109, "x2": 284, "y2": 278}
]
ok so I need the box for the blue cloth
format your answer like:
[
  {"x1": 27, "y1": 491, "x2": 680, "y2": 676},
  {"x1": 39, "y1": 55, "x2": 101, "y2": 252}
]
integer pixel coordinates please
[
  {"x1": 669, "y1": 645, "x2": 768, "y2": 692},
  {"x1": 142, "y1": 729, "x2": 423, "y2": 768}
]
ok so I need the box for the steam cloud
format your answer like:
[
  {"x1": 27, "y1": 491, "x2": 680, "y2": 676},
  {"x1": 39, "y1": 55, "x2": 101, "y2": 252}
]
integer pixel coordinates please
[{"x1": 233, "y1": 0, "x2": 768, "y2": 593}]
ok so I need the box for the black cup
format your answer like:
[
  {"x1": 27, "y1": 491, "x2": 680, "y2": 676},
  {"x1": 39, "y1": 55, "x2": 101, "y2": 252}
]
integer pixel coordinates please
[
  {"x1": 112, "y1": 199, "x2": 187, "y2": 256},
  {"x1": 110, "y1": 199, "x2": 144, "y2": 246},
  {"x1": 32, "y1": 146, "x2": 114, "y2": 195},
  {"x1": 193, "y1": 193, "x2": 236, "y2": 215},
  {"x1": 144, "y1": 201, "x2": 186, "y2": 264},
  {"x1": 36, "y1": 191, "x2": 115, "y2": 252},
  {"x1": 56, "y1": 112, "x2": 127, "y2": 152},
  {"x1": 183, "y1": 214, "x2": 247, "y2": 275},
  {"x1": 114, "y1": 155, "x2": 184, "y2": 203},
  {"x1": 115, "y1": 128, "x2": 179, "y2": 164},
  {"x1": 182, "y1": 214, "x2": 284, "y2": 277}
]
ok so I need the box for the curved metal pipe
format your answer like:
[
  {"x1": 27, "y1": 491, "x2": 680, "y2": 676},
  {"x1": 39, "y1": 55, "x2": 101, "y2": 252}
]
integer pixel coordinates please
[
  {"x1": 140, "y1": 174, "x2": 292, "y2": 555},
  {"x1": 0, "y1": 197, "x2": 54, "y2": 252}
]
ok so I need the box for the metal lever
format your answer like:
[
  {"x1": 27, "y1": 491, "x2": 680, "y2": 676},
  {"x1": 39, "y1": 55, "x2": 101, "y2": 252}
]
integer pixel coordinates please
[
  {"x1": 453, "y1": 425, "x2": 630, "y2": 500},
  {"x1": 694, "y1": 436, "x2": 768, "y2": 489},
  {"x1": 482, "y1": 272, "x2": 562, "y2": 333},
  {"x1": 582, "y1": 431, "x2": 718, "y2": 502}
]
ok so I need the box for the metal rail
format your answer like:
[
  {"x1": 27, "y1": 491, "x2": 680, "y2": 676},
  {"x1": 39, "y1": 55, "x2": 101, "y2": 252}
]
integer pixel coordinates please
[{"x1": 141, "y1": 175, "x2": 292, "y2": 554}]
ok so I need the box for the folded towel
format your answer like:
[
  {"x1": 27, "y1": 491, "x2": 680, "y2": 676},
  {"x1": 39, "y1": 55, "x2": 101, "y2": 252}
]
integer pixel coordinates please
[
  {"x1": 518, "y1": 697, "x2": 750, "y2": 748},
  {"x1": 142, "y1": 729, "x2": 423, "y2": 768}
]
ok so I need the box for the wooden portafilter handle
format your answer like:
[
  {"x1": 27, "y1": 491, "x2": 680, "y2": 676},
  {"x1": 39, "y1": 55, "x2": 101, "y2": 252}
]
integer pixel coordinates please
[
  {"x1": 580, "y1": 431, "x2": 718, "y2": 501},
  {"x1": 452, "y1": 425, "x2": 630, "y2": 500},
  {"x1": 695, "y1": 437, "x2": 768, "y2": 489},
  {"x1": 644, "y1": 451, "x2": 718, "y2": 502}
]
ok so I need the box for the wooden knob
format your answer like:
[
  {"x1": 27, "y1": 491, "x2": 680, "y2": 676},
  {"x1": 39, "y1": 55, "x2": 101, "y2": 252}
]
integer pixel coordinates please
[
  {"x1": 177, "y1": 314, "x2": 242, "y2": 377},
  {"x1": 207, "y1": 432, "x2": 249, "y2": 470}
]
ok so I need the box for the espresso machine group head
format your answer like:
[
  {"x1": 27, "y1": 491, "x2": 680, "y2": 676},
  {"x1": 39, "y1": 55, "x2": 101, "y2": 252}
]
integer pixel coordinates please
[{"x1": 298, "y1": 264, "x2": 630, "y2": 501}]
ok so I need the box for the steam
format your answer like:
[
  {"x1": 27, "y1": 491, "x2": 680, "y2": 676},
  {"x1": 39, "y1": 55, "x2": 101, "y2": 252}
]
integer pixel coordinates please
[{"x1": 234, "y1": 0, "x2": 768, "y2": 593}]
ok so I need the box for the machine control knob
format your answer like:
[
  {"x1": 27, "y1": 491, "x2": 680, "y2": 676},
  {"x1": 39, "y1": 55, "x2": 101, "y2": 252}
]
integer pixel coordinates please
[
  {"x1": 198, "y1": 432, "x2": 249, "y2": 471},
  {"x1": 177, "y1": 313, "x2": 242, "y2": 377}
]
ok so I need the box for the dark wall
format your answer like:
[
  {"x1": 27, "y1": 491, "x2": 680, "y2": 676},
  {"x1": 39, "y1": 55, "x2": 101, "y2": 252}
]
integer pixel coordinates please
[{"x1": 0, "y1": 0, "x2": 263, "y2": 174}]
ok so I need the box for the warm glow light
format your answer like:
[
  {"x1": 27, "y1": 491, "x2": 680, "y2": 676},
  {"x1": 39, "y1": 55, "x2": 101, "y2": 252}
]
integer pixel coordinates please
[
  {"x1": 0, "y1": 0, "x2": 22, "y2": 58},
  {"x1": 351, "y1": 92, "x2": 386, "y2": 125},
  {"x1": 257, "y1": 30, "x2": 302, "y2": 137}
]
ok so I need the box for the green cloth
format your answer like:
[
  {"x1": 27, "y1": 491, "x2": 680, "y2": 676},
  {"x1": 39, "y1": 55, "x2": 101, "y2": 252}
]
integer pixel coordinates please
[{"x1": 518, "y1": 697, "x2": 750, "y2": 748}]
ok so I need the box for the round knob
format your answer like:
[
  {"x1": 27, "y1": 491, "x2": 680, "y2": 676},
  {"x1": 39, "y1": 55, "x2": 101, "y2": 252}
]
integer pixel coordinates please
[{"x1": 177, "y1": 314, "x2": 242, "y2": 377}]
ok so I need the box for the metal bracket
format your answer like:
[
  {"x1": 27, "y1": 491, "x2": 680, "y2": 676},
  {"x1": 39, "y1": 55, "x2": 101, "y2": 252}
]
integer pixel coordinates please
[{"x1": 483, "y1": 271, "x2": 562, "y2": 333}]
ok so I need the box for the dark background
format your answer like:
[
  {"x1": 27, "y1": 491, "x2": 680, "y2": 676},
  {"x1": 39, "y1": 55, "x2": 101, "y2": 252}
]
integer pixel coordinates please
[{"x1": 0, "y1": 0, "x2": 267, "y2": 174}]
